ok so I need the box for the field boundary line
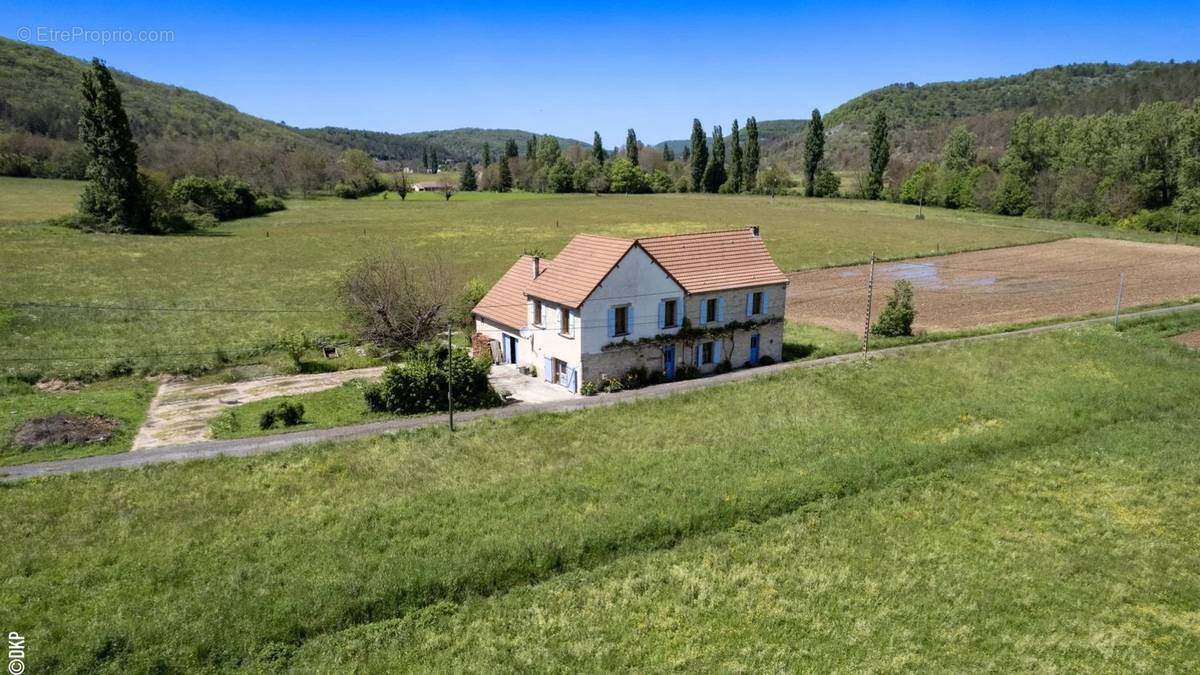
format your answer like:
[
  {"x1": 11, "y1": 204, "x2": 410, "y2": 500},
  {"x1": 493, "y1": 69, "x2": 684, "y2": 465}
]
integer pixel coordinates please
[{"x1": 5, "y1": 302, "x2": 1199, "y2": 482}]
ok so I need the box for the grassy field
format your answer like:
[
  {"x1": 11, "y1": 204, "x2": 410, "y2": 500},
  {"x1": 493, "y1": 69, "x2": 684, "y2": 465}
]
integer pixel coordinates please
[
  {"x1": 1, "y1": 312, "x2": 1197, "y2": 672},
  {"x1": 0, "y1": 176, "x2": 84, "y2": 224},
  {"x1": 4, "y1": 177, "x2": 1196, "y2": 380},
  {"x1": 0, "y1": 376, "x2": 155, "y2": 466}
]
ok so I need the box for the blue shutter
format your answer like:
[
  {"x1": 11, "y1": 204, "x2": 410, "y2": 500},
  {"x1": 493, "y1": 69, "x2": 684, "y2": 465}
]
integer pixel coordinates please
[
  {"x1": 694, "y1": 343, "x2": 701, "y2": 367},
  {"x1": 745, "y1": 293, "x2": 753, "y2": 316},
  {"x1": 762, "y1": 290, "x2": 769, "y2": 315},
  {"x1": 700, "y1": 300, "x2": 708, "y2": 323},
  {"x1": 716, "y1": 298, "x2": 725, "y2": 322},
  {"x1": 566, "y1": 366, "x2": 577, "y2": 393},
  {"x1": 607, "y1": 307, "x2": 615, "y2": 337},
  {"x1": 501, "y1": 336, "x2": 510, "y2": 363},
  {"x1": 628, "y1": 306, "x2": 634, "y2": 336},
  {"x1": 658, "y1": 300, "x2": 665, "y2": 330},
  {"x1": 713, "y1": 340, "x2": 722, "y2": 363},
  {"x1": 543, "y1": 356, "x2": 552, "y2": 382}
]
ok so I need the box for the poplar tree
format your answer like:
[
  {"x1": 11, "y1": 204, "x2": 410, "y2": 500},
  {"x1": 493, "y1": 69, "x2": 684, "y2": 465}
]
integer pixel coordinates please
[
  {"x1": 430, "y1": 149, "x2": 439, "y2": 172},
  {"x1": 592, "y1": 131, "x2": 606, "y2": 163},
  {"x1": 703, "y1": 125, "x2": 727, "y2": 193},
  {"x1": 662, "y1": 144, "x2": 674, "y2": 161},
  {"x1": 689, "y1": 118, "x2": 708, "y2": 192},
  {"x1": 682, "y1": 145, "x2": 691, "y2": 162},
  {"x1": 865, "y1": 111, "x2": 890, "y2": 200},
  {"x1": 78, "y1": 58, "x2": 149, "y2": 232},
  {"x1": 803, "y1": 108, "x2": 825, "y2": 197},
  {"x1": 729, "y1": 119, "x2": 743, "y2": 193},
  {"x1": 422, "y1": 146, "x2": 429, "y2": 171},
  {"x1": 504, "y1": 138, "x2": 519, "y2": 160},
  {"x1": 744, "y1": 116, "x2": 760, "y2": 192},
  {"x1": 460, "y1": 161, "x2": 477, "y2": 191},
  {"x1": 498, "y1": 158, "x2": 513, "y2": 192},
  {"x1": 482, "y1": 142, "x2": 491, "y2": 168},
  {"x1": 526, "y1": 135, "x2": 537, "y2": 161},
  {"x1": 626, "y1": 128, "x2": 639, "y2": 167}
]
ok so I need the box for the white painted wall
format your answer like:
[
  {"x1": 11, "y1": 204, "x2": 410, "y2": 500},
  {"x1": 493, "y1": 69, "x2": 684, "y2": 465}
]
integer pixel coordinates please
[{"x1": 579, "y1": 246, "x2": 685, "y2": 354}]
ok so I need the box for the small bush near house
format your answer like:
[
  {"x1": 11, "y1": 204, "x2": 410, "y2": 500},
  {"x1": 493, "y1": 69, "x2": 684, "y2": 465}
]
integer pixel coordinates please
[
  {"x1": 714, "y1": 360, "x2": 734, "y2": 374},
  {"x1": 872, "y1": 279, "x2": 917, "y2": 337},
  {"x1": 758, "y1": 355, "x2": 776, "y2": 366},
  {"x1": 365, "y1": 344, "x2": 501, "y2": 415},
  {"x1": 579, "y1": 381, "x2": 598, "y2": 396}
]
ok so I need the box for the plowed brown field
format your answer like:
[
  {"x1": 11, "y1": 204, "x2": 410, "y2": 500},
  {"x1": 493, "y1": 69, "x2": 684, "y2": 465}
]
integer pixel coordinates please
[{"x1": 787, "y1": 238, "x2": 1200, "y2": 332}]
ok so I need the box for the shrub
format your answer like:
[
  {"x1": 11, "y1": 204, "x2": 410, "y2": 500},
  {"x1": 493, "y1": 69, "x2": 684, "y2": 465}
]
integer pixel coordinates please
[
  {"x1": 279, "y1": 332, "x2": 308, "y2": 370},
  {"x1": 169, "y1": 175, "x2": 261, "y2": 220},
  {"x1": 758, "y1": 355, "x2": 776, "y2": 366},
  {"x1": 714, "y1": 359, "x2": 734, "y2": 374},
  {"x1": 811, "y1": 168, "x2": 841, "y2": 198},
  {"x1": 601, "y1": 377, "x2": 624, "y2": 393},
  {"x1": 579, "y1": 381, "x2": 598, "y2": 396},
  {"x1": 872, "y1": 279, "x2": 917, "y2": 337},
  {"x1": 276, "y1": 401, "x2": 305, "y2": 427},
  {"x1": 366, "y1": 345, "x2": 501, "y2": 415},
  {"x1": 255, "y1": 195, "x2": 286, "y2": 214},
  {"x1": 258, "y1": 409, "x2": 277, "y2": 430}
]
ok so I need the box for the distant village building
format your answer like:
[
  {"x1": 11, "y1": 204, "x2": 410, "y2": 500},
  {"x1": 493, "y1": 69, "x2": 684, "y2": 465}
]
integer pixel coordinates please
[
  {"x1": 412, "y1": 181, "x2": 452, "y2": 192},
  {"x1": 472, "y1": 227, "x2": 789, "y2": 393}
]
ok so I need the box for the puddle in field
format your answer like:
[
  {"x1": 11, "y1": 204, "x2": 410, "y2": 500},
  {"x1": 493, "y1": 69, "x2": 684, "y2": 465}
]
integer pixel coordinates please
[{"x1": 880, "y1": 262, "x2": 996, "y2": 290}]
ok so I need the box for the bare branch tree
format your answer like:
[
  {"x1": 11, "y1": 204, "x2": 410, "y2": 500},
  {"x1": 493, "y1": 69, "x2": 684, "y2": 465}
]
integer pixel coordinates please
[{"x1": 337, "y1": 250, "x2": 461, "y2": 351}]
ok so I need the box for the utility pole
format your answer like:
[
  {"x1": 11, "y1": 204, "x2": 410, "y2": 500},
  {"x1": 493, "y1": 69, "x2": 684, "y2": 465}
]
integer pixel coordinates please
[
  {"x1": 447, "y1": 320, "x2": 455, "y2": 431},
  {"x1": 862, "y1": 254, "x2": 876, "y2": 352},
  {"x1": 1114, "y1": 272, "x2": 1126, "y2": 328}
]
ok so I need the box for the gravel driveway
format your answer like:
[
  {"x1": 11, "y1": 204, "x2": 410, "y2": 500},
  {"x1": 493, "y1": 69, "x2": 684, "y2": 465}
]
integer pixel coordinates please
[{"x1": 132, "y1": 367, "x2": 387, "y2": 449}]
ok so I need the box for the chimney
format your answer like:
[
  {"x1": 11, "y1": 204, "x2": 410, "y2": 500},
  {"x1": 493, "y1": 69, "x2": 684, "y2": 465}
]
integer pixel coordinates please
[
  {"x1": 531, "y1": 256, "x2": 541, "y2": 279},
  {"x1": 750, "y1": 225, "x2": 760, "y2": 238}
]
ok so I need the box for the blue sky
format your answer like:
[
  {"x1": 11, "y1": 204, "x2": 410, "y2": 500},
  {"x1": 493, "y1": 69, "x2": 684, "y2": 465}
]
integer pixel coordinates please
[{"x1": 4, "y1": 1, "x2": 1199, "y2": 143}]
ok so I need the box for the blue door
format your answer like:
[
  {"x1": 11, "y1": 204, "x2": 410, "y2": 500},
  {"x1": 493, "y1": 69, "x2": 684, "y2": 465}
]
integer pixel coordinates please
[
  {"x1": 663, "y1": 345, "x2": 676, "y2": 379},
  {"x1": 749, "y1": 333, "x2": 760, "y2": 365}
]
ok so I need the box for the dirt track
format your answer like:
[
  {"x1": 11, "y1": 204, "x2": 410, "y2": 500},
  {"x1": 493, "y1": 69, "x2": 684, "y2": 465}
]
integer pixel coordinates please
[{"x1": 787, "y1": 238, "x2": 1200, "y2": 332}]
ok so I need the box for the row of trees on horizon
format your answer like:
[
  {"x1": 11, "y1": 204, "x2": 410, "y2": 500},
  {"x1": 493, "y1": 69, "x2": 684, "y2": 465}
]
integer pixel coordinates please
[{"x1": 33, "y1": 56, "x2": 1200, "y2": 236}]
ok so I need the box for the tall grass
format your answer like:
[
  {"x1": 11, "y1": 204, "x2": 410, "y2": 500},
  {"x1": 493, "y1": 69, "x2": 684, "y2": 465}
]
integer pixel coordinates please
[{"x1": 0, "y1": 317, "x2": 1197, "y2": 671}]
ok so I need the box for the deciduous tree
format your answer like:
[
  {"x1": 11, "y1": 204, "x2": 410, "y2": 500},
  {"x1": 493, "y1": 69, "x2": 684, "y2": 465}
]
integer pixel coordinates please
[
  {"x1": 728, "y1": 119, "x2": 743, "y2": 193},
  {"x1": 865, "y1": 111, "x2": 889, "y2": 200},
  {"x1": 690, "y1": 118, "x2": 708, "y2": 192},
  {"x1": 803, "y1": 108, "x2": 825, "y2": 197},
  {"x1": 744, "y1": 116, "x2": 760, "y2": 192},
  {"x1": 703, "y1": 125, "x2": 726, "y2": 193}
]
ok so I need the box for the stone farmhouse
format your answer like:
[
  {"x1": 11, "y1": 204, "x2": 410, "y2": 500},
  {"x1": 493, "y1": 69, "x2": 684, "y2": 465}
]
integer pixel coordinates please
[{"x1": 471, "y1": 227, "x2": 789, "y2": 393}]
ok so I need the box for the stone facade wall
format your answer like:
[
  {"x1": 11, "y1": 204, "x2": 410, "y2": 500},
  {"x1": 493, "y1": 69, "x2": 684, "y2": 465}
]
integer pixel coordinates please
[{"x1": 579, "y1": 321, "x2": 784, "y2": 386}]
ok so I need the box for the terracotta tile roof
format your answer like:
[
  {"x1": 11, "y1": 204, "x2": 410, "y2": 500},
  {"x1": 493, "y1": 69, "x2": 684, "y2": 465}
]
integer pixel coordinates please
[
  {"x1": 527, "y1": 234, "x2": 634, "y2": 308},
  {"x1": 638, "y1": 227, "x2": 788, "y2": 294},
  {"x1": 472, "y1": 255, "x2": 543, "y2": 330}
]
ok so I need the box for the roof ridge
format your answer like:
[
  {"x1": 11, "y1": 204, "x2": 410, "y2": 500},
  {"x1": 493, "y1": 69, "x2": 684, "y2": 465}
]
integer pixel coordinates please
[
  {"x1": 574, "y1": 232, "x2": 635, "y2": 243},
  {"x1": 636, "y1": 226, "x2": 755, "y2": 243}
]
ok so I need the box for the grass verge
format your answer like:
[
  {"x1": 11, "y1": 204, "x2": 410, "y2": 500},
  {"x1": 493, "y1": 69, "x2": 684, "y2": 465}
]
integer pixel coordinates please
[{"x1": 0, "y1": 316, "x2": 1197, "y2": 671}]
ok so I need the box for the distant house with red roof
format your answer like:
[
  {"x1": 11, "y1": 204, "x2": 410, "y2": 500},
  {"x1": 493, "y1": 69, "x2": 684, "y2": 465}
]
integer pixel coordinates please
[{"x1": 472, "y1": 227, "x2": 788, "y2": 393}]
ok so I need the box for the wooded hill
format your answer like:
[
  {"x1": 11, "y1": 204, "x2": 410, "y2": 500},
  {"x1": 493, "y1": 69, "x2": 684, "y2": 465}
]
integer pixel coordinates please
[
  {"x1": 824, "y1": 61, "x2": 1200, "y2": 169},
  {"x1": 3, "y1": 36, "x2": 1198, "y2": 187},
  {"x1": 300, "y1": 127, "x2": 587, "y2": 164},
  {"x1": 0, "y1": 38, "x2": 578, "y2": 184}
]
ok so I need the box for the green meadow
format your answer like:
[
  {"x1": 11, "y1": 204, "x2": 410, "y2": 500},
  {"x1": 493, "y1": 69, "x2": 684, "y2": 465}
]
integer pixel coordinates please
[
  {"x1": 6, "y1": 176, "x2": 1198, "y2": 381},
  {"x1": 1, "y1": 312, "x2": 1197, "y2": 672}
]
